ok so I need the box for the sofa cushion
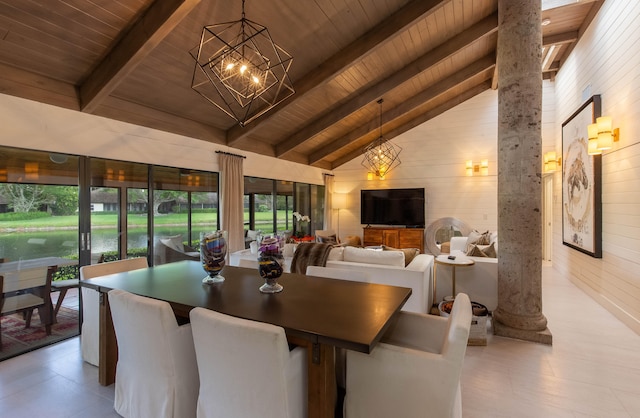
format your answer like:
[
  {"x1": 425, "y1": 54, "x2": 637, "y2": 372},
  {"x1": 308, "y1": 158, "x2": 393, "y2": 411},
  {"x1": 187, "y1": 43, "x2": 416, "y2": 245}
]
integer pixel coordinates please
[
  {"x1": 343, "y1": 246, "x2": 405, "y2": 267},
  {"x1": 382, "y1": 245, "x2": 419, "y2": 267},
  {"x1": 328, "y1": 246, "x2": 345, "y2": 261}
]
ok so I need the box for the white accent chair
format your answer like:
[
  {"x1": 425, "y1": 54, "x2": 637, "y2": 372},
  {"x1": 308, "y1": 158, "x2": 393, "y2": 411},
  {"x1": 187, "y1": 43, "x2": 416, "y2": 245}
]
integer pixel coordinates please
[
  {"x1": 79, "y1": 257, "x2": 148, "y2": 366},
  {"x1": 189, "y1": 307, "x2": 307, "y2": 418},
  {"x1": 108, "y1": 289, "x2": 199, "y2": 418},
  {"x1": 314, "y1": 229, "x2": 339, "y2": 244},
  {"x1": 345, "y1": 293, "x2": 473, "y2": 418}
]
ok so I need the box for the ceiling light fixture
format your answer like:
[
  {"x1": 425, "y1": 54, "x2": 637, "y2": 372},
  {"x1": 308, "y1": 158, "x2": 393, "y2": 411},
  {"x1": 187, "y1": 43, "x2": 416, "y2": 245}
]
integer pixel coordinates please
[
  {"x1": 361, "y1": 99, "x2": 402, "y2": 180},
  {"x1": 190, "y1": 0, "x2": 294, "y2": 127}
]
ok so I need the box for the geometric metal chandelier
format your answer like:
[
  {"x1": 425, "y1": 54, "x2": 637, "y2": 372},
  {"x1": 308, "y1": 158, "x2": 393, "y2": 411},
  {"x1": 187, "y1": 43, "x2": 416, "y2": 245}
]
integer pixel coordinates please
[
  {"x1": 361, "y1": 98, "x2": 402, "y2": 180},
  {"x1": 190, "y1": 0, "x2": 294, "y2": 127}
]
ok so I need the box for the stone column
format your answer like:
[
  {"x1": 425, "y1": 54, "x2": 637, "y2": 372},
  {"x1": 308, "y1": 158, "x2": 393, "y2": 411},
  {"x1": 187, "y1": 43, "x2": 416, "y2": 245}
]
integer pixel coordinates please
[{"x1": 493, "y1": 0, "x2": 552, "y2": 344}]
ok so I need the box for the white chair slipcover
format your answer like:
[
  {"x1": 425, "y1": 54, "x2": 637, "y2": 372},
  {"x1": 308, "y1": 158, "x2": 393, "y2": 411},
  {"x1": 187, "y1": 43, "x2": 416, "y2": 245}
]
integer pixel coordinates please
[
  {"x1": 189, "y1": 307, "x2": 307, "y2": 418},
  {"x1": 345, "y1": 293, "x2": 473, "y2": 418},
  {"x1": 79, "y1": 257, "x2": 148, "y2": 366},
  {"x1": 108, "y1": 289, "x2": 199, "y2": 418}
]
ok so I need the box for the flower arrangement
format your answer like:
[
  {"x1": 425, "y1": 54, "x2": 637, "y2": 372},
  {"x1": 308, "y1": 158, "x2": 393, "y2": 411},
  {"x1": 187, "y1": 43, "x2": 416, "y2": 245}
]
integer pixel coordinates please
[
  {"x1": 292, "y1": 211, "x2": 310, "y2": 223},
  {"x1": 293, "y1": 211, "x2": 310, "y2": 238}
]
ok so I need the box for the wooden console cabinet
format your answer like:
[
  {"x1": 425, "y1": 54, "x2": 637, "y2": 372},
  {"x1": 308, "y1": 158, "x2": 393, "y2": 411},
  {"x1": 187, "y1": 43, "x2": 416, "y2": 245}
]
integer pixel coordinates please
[{"x1": 362, "y1": 227, "x2": 425, "y2": 253}]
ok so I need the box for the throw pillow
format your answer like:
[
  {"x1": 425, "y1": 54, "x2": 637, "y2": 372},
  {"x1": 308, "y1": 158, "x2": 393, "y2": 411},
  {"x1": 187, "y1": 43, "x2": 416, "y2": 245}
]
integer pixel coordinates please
[
  {"x1": 381, "y1": 245, "x2": 420, "y2": 267},
  {"x1": 482, "y1": 242, "x2": 497, "y2": 258},
  {"x1": 342, "y1": 235, "x2": 362, "y2": 247},
  {"x1": 317, "y1": 234, "x2": 338, "y2": 244},
  {"x1": 466, "y1": 242, "x2": 497, "y2": 258},
  {"x1": 466, "y1": 230, "x2": 491, "y2": 247},
  {"x1": 478, "y1": 231, "x2": 492, "y2": 245},
  {"x1": 466, "y1": 244, "x2": 488, "y2": 257}
]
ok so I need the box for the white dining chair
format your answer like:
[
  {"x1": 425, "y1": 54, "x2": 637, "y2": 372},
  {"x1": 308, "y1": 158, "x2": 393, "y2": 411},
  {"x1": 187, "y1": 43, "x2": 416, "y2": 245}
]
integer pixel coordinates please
[
  {"x1": 108, "y1": 289, "x2": 199, "y2": 418},
  {"x1": 345, "y1": 293, "x2": 473, "y2": 418},
  {"x1": 237, "y1": 258, "x2": 258, "y2": 269},
  {"x1": 189, "y1": 307, "x2": 307, "y2": 418},
  {"x1": 79, "y1": 257, "x2": 148, "y2": 366}
]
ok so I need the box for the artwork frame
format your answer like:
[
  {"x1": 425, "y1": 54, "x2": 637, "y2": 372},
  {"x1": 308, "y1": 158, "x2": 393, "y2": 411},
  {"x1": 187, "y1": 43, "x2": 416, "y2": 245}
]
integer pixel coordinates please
[{"x1": 561, "y1": 95, "x2": 602, "y2": 258}]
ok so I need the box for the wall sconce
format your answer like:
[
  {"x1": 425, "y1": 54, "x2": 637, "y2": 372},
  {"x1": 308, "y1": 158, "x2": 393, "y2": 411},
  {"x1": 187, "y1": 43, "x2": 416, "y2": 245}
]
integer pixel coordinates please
[
  {"x1": 465, "y1": 160, "x2": 488, "y2": 176},
  {"x1": 465, "y1": 160, "x2": 474, "y2": 176},
  {"x1": 588, "y1": 116, "x2": 619, "y2": 155},
  {"x1": 543, "y1": 151, "x2": 561, "y2": 173},
  {"x1": 480, "y1": 159, "x2": 489, "y2": 176}
]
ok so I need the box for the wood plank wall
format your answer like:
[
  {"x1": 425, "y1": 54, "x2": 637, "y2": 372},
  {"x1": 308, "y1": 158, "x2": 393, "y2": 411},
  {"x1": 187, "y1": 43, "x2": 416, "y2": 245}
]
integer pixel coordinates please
[{"x1": 554, "y1": 0, "x2": 640, "y2": 334}]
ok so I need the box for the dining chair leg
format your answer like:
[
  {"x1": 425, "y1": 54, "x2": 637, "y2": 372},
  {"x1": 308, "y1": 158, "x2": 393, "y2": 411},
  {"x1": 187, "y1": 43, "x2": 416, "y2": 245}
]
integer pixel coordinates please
[
  {"x1": 25, "y1": 309, "x2": 34, "y2": 328},
  {"x1": 52, "y1": 288, "x2": 68, "y2": 323}
]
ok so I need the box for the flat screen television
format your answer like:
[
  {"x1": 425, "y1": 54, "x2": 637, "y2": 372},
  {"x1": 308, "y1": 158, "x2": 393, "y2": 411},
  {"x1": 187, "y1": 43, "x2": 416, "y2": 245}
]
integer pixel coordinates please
[{"x1": 360, "y1": 188, "x2": 425, "y2": 227}]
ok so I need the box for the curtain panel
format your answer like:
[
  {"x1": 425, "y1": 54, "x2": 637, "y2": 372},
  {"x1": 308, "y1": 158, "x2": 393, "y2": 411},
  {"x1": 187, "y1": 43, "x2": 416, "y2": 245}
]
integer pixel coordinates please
[
  {"x1": 219, "y1": 153, "x2": 245, "y2": 253},
  {"x1": 323, "y1": 174, "x2": 334, "y2": 231}
]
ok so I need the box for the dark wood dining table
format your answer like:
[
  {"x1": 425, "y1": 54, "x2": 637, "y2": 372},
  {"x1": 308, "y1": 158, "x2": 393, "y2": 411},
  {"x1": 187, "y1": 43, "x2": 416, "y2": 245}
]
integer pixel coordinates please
[{"x1": 81, "y1": 260, "x2": 411, "y2": 418}]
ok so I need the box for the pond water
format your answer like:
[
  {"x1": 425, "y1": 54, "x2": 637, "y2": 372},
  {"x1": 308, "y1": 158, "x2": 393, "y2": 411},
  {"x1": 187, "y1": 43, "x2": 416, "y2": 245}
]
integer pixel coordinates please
[{"x1": 0, "y1": 227, "x2": 191, "y2": 261}]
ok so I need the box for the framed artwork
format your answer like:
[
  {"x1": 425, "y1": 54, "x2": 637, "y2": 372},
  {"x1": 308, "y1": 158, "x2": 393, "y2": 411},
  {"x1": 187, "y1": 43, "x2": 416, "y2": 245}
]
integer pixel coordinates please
[{"x1": 561, "y1": 95, "x2": 602, "y2": 258}]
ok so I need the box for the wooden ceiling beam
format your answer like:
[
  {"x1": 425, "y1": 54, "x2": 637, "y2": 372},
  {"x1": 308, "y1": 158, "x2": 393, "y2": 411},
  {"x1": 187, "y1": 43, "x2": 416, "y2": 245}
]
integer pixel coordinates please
[
  {"x1": 0, "y1": 63, "x2": 79, "y2": 110},
  {"x1": 226, "y1": 0, "x2": 449, "y2": 146},
  {"x1": 309, "y1": 54, "x2": 496, "y2": 165},
  {"x1": 543, "y1": 31, "x2": 578, "y2": 46},
  {"x1": 277, "y1": 12, "x2": 498, "y2": 158},
  {"x1": 79, "y1": 0, "x2": 201, "y2": 113},
  {"x1": 331, "y1": 80, "x2": 492, "y2": 169}
]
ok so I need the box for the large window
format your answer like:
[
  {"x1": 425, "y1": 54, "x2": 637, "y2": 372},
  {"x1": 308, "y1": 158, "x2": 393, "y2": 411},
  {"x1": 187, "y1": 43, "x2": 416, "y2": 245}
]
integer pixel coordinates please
[
  {"x1": 244, "y1": 176, "x2": 323, "y2": 238},
  {"x1": 0, "y1": 147, "x2": 220, "y2": 269},
  {"x1": 89, "y1": 158, "x2": 149, "y2": 263},
  {"x1": 0, "y1": 148, "x2": 80, "y2": 263},
  {"x1": 151, "y1": 166, "x2": 219, "y2": 265}
]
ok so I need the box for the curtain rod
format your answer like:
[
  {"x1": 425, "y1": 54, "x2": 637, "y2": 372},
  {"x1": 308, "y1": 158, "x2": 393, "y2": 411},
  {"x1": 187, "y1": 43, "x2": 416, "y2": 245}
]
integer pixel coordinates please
[
  {"x1": 215, "y1": 150, "x2": 246, "y2": 159},
  {"x1": 323, "y1": 173, "x2": 334, "y2": 177}
]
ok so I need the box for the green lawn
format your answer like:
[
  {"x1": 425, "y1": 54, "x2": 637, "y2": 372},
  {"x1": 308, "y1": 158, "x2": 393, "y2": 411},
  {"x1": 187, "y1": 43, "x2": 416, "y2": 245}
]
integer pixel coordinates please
[{"x1": 0, "y1": 210, "x2": 293, "y2": 230}]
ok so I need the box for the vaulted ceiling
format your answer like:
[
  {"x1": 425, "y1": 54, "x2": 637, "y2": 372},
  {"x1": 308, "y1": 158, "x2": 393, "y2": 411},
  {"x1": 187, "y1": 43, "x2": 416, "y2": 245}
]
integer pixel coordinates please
[{"x1": 0, "y1": 0, "x2": 602, "y2": 169}]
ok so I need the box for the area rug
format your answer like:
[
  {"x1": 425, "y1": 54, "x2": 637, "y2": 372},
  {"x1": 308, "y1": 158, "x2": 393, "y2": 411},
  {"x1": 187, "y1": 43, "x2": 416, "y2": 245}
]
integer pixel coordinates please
[{"x1": 0, "y1": 307, "x2": 79, "y2": 361}]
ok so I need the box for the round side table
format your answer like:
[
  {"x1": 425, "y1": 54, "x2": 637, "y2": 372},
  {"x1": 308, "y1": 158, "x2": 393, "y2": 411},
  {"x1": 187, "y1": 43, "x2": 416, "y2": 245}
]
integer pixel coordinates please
[{"x1": 430, "y1": 254, "x2": 475, "y2": 315}]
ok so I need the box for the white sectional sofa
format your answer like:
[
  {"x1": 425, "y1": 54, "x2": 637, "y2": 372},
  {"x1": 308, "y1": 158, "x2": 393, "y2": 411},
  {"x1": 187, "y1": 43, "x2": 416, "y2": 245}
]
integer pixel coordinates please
[
  {"x1": 306, "y1": 246, "x2": 434, "y2": 314},
  {"x1": 434, "y1": 236, "x2": 498, "y2": 311}
]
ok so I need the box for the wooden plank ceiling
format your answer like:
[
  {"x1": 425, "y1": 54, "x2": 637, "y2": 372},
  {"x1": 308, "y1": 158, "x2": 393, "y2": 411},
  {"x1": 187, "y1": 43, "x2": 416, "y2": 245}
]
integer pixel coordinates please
[{"x1": 0, "y1": 0, "x2": 602, "y2": 170}]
